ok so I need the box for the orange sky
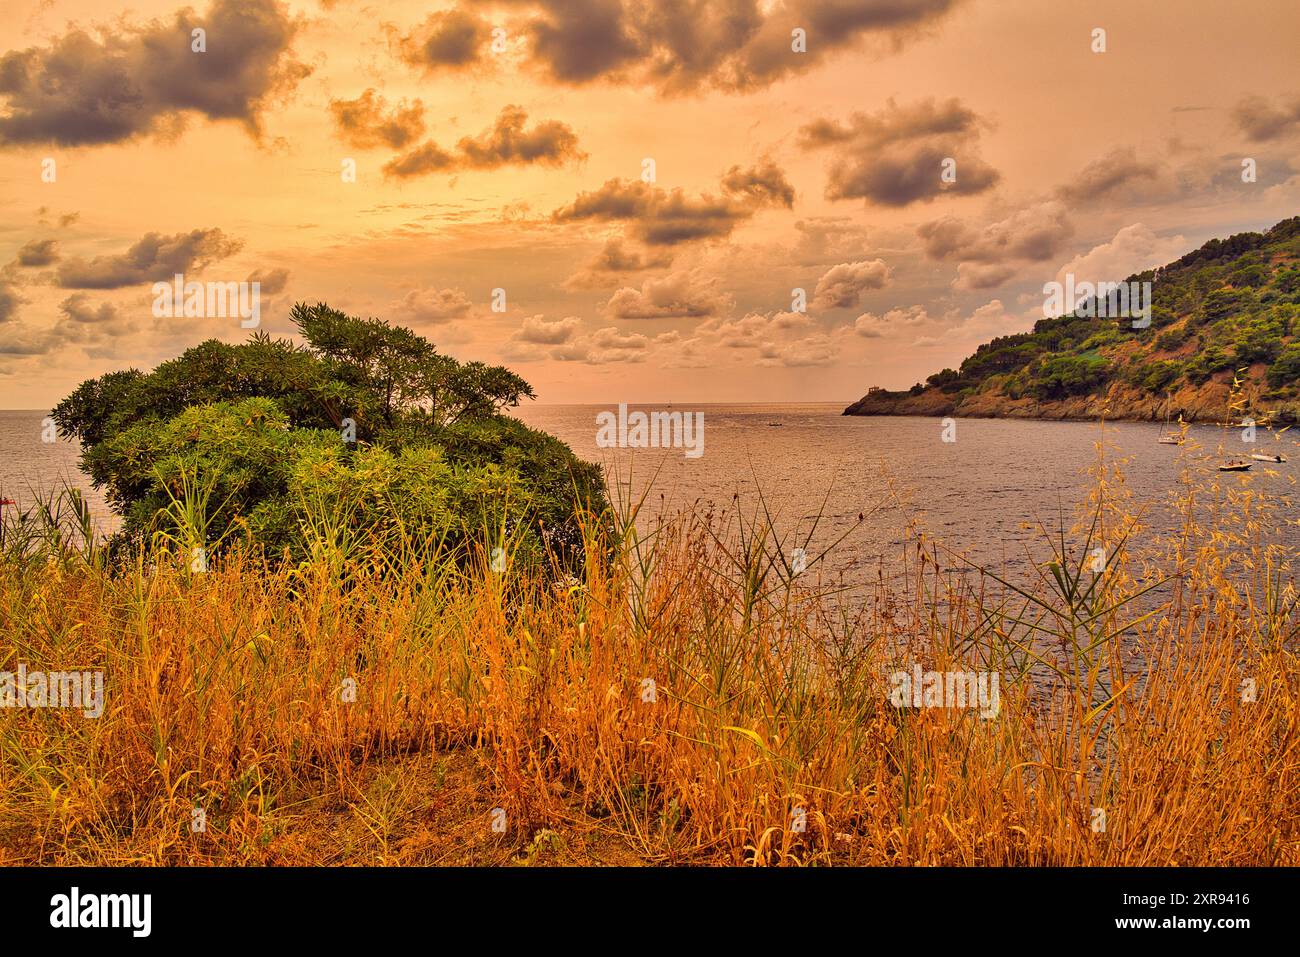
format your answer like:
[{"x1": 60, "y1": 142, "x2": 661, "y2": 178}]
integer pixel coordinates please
[{"x1": 1, "y1": 0, "x2": 1297, "y2": 407}]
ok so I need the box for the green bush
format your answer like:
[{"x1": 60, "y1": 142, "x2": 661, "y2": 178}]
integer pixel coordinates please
[
  {"x1": 1185, "y1": 345, "x2": 1234, "y2": 385},
  {"x1": 1267, "y1": 344, "x2": 1300, "y2": 389},
  {"x1": 1155, "y1": 325, "x2": 1192, "y2": 351},
  {"x1": 1028, "y1": 355, "x2": 1111, "y2": 400},
  {"x1": 53, "y1": 303, "x2": 608, "y2": 563}
]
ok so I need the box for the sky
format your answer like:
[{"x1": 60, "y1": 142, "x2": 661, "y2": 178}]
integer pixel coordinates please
[{"x1": 0, "y1": 0, "x2": 1297, "y2": 408}]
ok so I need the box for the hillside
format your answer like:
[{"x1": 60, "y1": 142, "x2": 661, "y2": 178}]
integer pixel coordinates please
[{"x1": 844, "y1": 216, "x2": 1300, "y2": 423}]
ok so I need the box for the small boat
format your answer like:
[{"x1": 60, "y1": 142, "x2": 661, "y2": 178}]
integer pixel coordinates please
[
  {"x1": 1156, "y1": 409, "x2": 1185, "y2": 445},
  {"x1": 0, "y1": 497, "x2": 14, "y2": 506},
  {"x1": 1219, "y1": 460, "x2": 1252, "y2": 472},
  {"x1": 1250, "y1": 453, "x2": 1287, "y2": 463},
  {"x1": 765, "y1": 422, "x2": 783, "y2": 427}
]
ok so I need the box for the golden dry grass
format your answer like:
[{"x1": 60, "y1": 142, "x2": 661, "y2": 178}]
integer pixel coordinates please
[{"x1": 0, "y1": 447, "x2": 1297, "y2": 866}]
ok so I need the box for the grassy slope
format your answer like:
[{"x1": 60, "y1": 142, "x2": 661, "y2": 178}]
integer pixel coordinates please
[{"x1": 846, "y1": 216, "x2": 1300, "y2": 422}]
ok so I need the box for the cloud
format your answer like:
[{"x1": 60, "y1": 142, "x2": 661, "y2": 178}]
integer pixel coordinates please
[
  {"x1": 1052, "y1": 223, "x2": 1188, "y2": 289},
  {"x1": 1232, "y1": 94, "x2": 1300, "y2": 142},
  {"x1": 606, "y1": 271, "x2": 732, "y2": 318},
  {"x1": 552, "y1": 162, "x2": 792, "y2": 246},
  {"x1": 0, "y1": 0, "x2": 310, "y2": 147},
  {"x1": 1056, "y1": 148, "x2": 1161, "y2": 204},
  {"x1": 56, "y1": 228, "x2": 243, "y2": 288},
  {"x1": 953, "y1": 261, "x2": 1016, "y2": 290},
  {"x1": 854, "y1": 305, "x2": 930, "y2": 338},
  {"x1": 0, "y1": 282, "x2": 21, "y2": 323},
  {"x1": 757, "y1": 337, "x2": 837, "y2": 367},
  {"x1": 15, "y1": 239, "x2": 59, "y2": 267},
  {"x1": 515, "y1": 314, "x2": 581, "y2": 344},
  {"x1": 504, "y1": 0, "x2": 959, "y2": 93},
  {"x1": 918, "y1": 201, "x2": 1073, "y2": 264},
  {"x1": 787, "y1": 217, "x2": 877, "y2": 266},
  {"x1": 390, "y1": 287, "x2": 473, "y2": 324},
  {"x1": 696, "y1": 308, "x2": 832, "y2": 366},
  {"x1": 0, "y1": 326, "x2": 56, "y2": 355},
  {"x1": 720, "y1": 160, "x2": 795, "y2": 208},
  {"x1": 700, "y1": 309, "x2": 816, "y2": 349},
  {"x1": 247, "y1": 267, "x2": 290, "y2": 294},
  {"x1": 382, "y1": 141, "x2": 457, "y2": 178},
  {"x1": 799, "y1": 97, "x2": 999, "y2": 206},
  {"x1": 330, "y1": 89, "x2": 425, "y2": 149},
  {"x1": 563, "y1": 238, "x2": 674, "y2": 288},
  {"x1": 58, "y1": 293, "x2": 119, "y2": 324},
  {"x1": 812, "y1": 259, "x2": 892, "y2": 308},
  {"x1": 455, "y1": 104, "x2": 585, "y2": 169},
  {"x1": 552, "y1": 324, "x2": 650, "y2": 364},
  {"x1": 912, "y1": 299, "x2": 1017, "y2": 348},
  {"x1": 391, "y1": 9, "x2": 489, "y2": 73},
  {"x1": 383, "y1": 106, "x2": 583, "y2": 178}
]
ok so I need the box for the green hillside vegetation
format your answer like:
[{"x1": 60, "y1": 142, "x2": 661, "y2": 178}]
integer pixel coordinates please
[{"x1": 848, "y1": 216, "x2": 1300, "y2": 421}]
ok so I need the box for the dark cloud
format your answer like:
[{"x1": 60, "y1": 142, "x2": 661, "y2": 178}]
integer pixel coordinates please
[
  {"x1": 330, "y1": 89, "x2": 426, "y2": 149},
  {"x1": 382, "y1": 141, "x2": 457, "y2": 179},
  {"x1": 456, "y1": 105, "x2": 585, "y2": 169},
  {"x1": 1232, "y1": 94, "x2": 1300, "y2": 142},
  {"x1": 0, "y1": 281, "x2": 20, "y2": 323},
  {"x1": 58, "y1": 293, "x2": 119, "y2": 324},
  {"x1": 247, "y1": 267, "x2": 290, "y2": 294},
  {"x1": 56, "y1": 228, "x2": 243, "y2": 289},
  {"x1": 552, "y1": 161, "x2": 793, "y2": 245},
  {"x1": 496, "y1": 0, "x2": 959, "y2": 92},
  {"x1": 527, "y1": 0, "x2": 645, "y2": 84},
  {"x1": 0, "y1": 0, "x2": 310, "y2": 147},
  {"x1": 799, "y1": 97, "x2": 998, "y2": 206},
  {"x1": 392, "y1": 9, "x2": 489, "y2": 72},
  {"x1": 563, "y1": 237, "x2": 674, "y2": 288},
  {"x1": 15, "y1": 239, "x2": 60, "y2": 267},
  {"x1": 1056, "y1": 148, "x2": 1161, "y2": 204},
  {"x1": 721, "y1": 160, "x2": 795, "y2": 208},
  {"x1": 554, "y1": 180, "x2": 740, "y2": 244},
  {"x1": 382, "y1": 106, "x2": 583, "y2": 178}
]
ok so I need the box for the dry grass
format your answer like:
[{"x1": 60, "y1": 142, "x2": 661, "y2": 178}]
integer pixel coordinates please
[{"x1": 0, "y1": 446, "x2": 1297, "y2": 866}]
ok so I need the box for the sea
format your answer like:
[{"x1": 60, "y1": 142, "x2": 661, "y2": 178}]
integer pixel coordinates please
[{"x1": 3, "y1": 404, "x2": 1296, "y2": 585}]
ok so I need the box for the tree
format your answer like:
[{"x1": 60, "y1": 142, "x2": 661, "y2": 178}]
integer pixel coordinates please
[{"x1": 53, "y1": 303, "x2": 606, "y2": 562}]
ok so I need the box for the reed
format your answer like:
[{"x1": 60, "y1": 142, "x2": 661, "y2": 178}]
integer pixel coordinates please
[{"x1": 0, "y1": 448, "x2": 1295, "y2": 866}]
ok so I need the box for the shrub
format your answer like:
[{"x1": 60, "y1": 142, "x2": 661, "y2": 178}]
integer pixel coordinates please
[
  {"x1": 1267, "y1": 344, "x2": 1300, "y2": 389},
  {"x1": 53, "y1": 303, "x2": 608, "y2": 562},
  {"x1": 1028, "y1": 355, "x2": 1111, "y2": 400}
]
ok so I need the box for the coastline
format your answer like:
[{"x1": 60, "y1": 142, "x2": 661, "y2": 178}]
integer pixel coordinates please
[{"x1": 843, "y1": 376, "x2": 1300, "y2": 424}]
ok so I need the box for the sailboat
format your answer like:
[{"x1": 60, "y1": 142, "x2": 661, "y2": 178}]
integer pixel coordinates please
[{"x1": 1157, "y1": 408, "x2": 1184, "y2": 445}]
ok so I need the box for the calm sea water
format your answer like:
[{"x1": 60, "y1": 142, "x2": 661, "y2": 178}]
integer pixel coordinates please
[
  {"x1": 511, "y1": 403, "x2": 1299, "y2": 583},
  {"x1": 3, "y1": 405, "x2": 1296, "y2": 582}
]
